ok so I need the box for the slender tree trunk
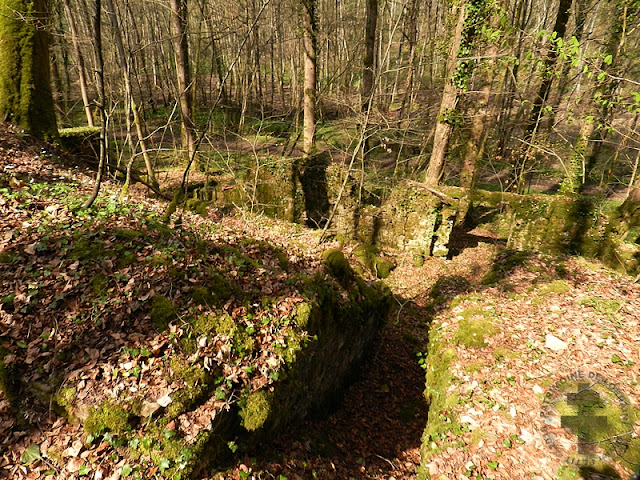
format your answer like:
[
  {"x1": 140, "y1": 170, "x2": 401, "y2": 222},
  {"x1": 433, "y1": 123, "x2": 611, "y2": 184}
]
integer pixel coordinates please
[
  {"x1": 302, "y1": 0, "x2": 317, "y2": 157},
  {"x1": 62, "y1": 0, "x2": 94, "y2": 127},
  {"x1": 362, "y1": 0, "x2": 378, "y2": 111},
  {"x1": 425, "y1": 3, "x2": 467, "y2": 185},
  {"x1": 169, "y1": 0, "x2": 197, "y2": 169},
  {"x1": 400, "y1": 0, "x2": 419, "y2": 119},
  {"x1": 83, "y1": 0, "x2": 106, "y2": 208}
]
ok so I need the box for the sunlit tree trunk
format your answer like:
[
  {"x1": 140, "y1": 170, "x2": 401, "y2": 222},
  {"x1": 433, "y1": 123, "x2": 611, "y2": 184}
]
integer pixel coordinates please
[
  {"x1": 62, "y1": 0, "x2": 94, "y2": 127},
  {"x1": 424, "y1": 3, "x2": 467, "y2": 185},
  {"x1": 169, "y1": 0, "x2": 197, "y2": 169},
  {"x1": 362, "y1": 0, "x2": 378, "y2": 111},
  {"x1": 83, "y1": 0, "x2": 106, "y2": 208},
  {"x1": 302, "y1": 0, "x2": 317, "y2": 157}
]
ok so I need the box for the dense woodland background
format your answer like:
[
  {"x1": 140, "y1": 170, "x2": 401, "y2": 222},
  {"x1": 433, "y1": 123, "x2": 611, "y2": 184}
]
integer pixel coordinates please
[{"x1": 1, "y1": 0, "x2": 640, "y2": 208}]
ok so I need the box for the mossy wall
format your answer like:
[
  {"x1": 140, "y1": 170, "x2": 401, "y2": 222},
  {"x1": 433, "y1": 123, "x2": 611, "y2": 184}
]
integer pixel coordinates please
[
  {"x1": 469, "y1": 190, "x2": 640, "y2": 276},
  {"x1": 237, "y1": 257, "x2": 392, "y2": 446},
  {"x1": 212, "y1": 167, "x2": 459, "y2": 258}
]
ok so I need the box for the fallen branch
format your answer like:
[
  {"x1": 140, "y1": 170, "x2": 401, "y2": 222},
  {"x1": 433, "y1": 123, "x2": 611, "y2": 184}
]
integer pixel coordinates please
[{"x1": 407, "y1": 181, "x2": 456, "y2": 205}]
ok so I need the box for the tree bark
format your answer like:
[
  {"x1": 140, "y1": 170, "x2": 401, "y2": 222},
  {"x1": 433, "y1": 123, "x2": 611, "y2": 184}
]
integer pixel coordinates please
[
  {"x1": 424, "y1": 3, "x2": 467, "y2": 186},
  {"x1": 83, "y1": 0, "x2": 106, "y2": 208},
  {"x1": 0, "y1": 0, "x2": 58, "y2": 140},
  {"x1": 302, "y1": 0, "x2": 317, "y2": 158},
  {"x1": 169, "y1": 0, "x2": 197, "y2": 169},
  {"x1": 362, "y1": 0, "x2": 378, "y2": 111},
  {"x1": 62, "y1": 0, "x2": 94, "y2": 127}
]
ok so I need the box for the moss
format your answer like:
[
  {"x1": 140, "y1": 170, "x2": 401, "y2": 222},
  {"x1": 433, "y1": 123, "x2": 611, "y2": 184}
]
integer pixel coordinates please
[
  {"x1": 352, "y1": 244, "x2": 396, "y2": 279},
  {"x1": 240, "y1": 390, "x2": 272, "y2": 432},
  {"x1": 114, "y1": 228, "x2": 143, "y2": 240},
  {"x1": 190, "y1": 313, "x2": 236, "y2": 337},
  {"x1": 58, "y1": 126, "x2": 101, "y2": 138},
  {"x1": 163, "y1": 191, "x2": 182, "y2": 222},
  {"x1": 536, "y1": 280, "x2": 570, "y2": 296},
  {"x1": 493, "y1": 347, "x2": 520, "y2": 362},
  {"x1": 470, "y1": 429, "x2": 486, "y2": 445},
  {"x1": 192, "y1": 286, "x2": 215, "y2": 306},
  {"x1": 208, "y1": 272, "x2": 234, "y2": 302},
  {"x1": 70, "y1": 238, "x2": 106, "y2": 260},
  {"x1": 464, "y1": 362, "x2": 484, "y2": 374},
  {"x1": 54, "y1": 386, "x2": 76, "y2": 408},
  {"x1": 454, "y1": 318, "x2": 498, "y2": 348},
  {"x1": 322, "y1": 249, "x2": 353, "y2": 283},
  {"x1": 0, "y1": 251, "x2": 13, "y2": 264},
  {"x1": 89, "y1": 274, "x2": 108, "y2": 295},
  {"x1": 185, "y1": 198, "x2": 211, "y2": 216},
  {"x1": 117, "y1": 250, "x2": 137, "y2": 268},
  {"x1": 84, "y1": 401, "x2": 131, "y2": 436},
  {"x1": 294, "y1": 302, "x2": 314, "y2": 329},
  {"x1": 169, "y1": 357, "x2": 208, "y2": 387},
  {"x1": 150, "y1": 295, "x2": 177, "y2": 330},
  {"x1": 0, "y1": 0, "x2": 58, "y2": 141},
  {"x1": 147, "y1": 254, "x2": 172, "y2": 267}
]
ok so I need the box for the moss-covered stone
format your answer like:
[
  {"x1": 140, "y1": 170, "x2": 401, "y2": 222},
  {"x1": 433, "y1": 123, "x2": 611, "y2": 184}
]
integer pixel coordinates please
[
  {"x1": 150, "y1": 295, "x2": 177, "y2": 330},
  {"x1": 454, "y1": 318, "x2": 498, "y2": 348},
  {"x1": 322, "y1": 249, "x2": 354, "y2": 283},
  {"x1": 352, "y1": 244, "x2": 396, "y2": 279}
]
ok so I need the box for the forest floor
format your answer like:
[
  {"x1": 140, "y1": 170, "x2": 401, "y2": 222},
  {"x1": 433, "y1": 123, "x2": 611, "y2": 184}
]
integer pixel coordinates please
[{"x1": 1, "y1": 125, "x2": 639, "y2": 480}]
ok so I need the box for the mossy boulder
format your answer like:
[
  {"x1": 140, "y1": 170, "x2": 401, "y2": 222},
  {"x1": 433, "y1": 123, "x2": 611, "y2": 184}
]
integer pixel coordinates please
[
  {"x1": 352, "y1": 244, "x2": 396, "y2": 279},
  {"x1": 322, "y1": 249, "x2": 354, "y2": 283}
]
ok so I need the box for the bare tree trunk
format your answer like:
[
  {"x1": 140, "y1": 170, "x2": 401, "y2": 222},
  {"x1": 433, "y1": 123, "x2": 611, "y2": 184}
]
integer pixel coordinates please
[
  {"x1": 62, "y1": 0, "x2": 94, "y2": 127},
  {"x1": 424, "y1": 3, "x2": 466, "y2": 185},
  {"x1": 302, "y1": 0, "x2": 317, "y2": 157},
  {"x1": 400, "y1": 0, "x2": 419, "y2": 119},
  {"x1": 523, "y1": 0, "x2": 572, "y2": 139},
  {"x1": 83, "y1": 0, "x2": 106, "y2": 208},
  {"x1": 362, "y1": 0, "x2": 378, "y2": 111},
  {"x1": 169, "y1": 0, "x2": 197, "y2": 170}
]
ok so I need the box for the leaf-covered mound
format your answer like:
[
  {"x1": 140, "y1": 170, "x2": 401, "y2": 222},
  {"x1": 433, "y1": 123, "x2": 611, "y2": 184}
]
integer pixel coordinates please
[{"x1": 0, "y1": 125, "x2": 391, "y2": 479}]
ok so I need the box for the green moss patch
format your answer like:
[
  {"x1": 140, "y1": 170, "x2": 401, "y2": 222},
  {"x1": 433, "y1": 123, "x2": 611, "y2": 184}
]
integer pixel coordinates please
[
  {"x1": 84, "y1": 401, "x2": 132, "y2": 436},
  {"x1": 536, "y1": 280, "x2": 570, "y2": 296},
  {"x1": 151, "y1": 295, "x2": 177, "y2": 330},
  {"x1": 240, "y1": 390, "x2": 272, "y2": 432}
]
